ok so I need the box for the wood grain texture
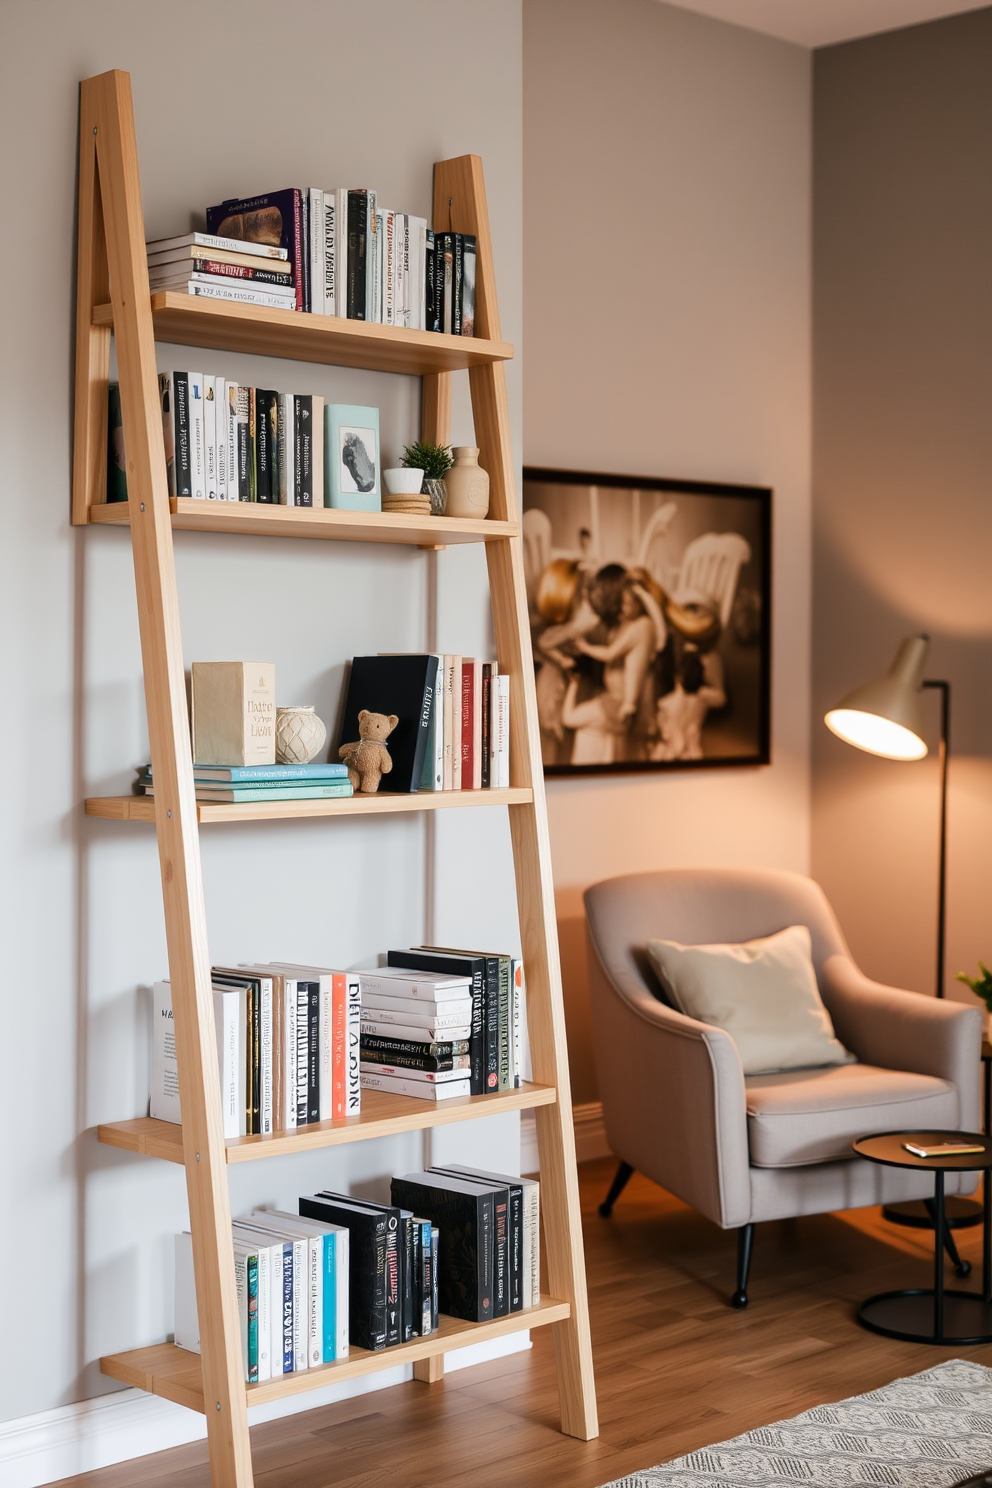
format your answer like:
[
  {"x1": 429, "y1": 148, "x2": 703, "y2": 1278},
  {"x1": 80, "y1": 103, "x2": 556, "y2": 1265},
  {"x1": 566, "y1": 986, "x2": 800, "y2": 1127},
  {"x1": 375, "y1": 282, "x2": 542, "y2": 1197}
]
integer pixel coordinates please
[
  {"x1": 87, "y1": 293, "x2": 511, "y2": 378},
  {"x1": 83, "y1": 72, "x2": 252, "y2": 1488},
  {"x1": 434, "y1": 155, "x2": 598, "y2": 1441},
  {"x1": 421, "y1": 371, "x2": 452, "y2": 448},
  {"x1": 84, "y1": 786, "x2": 533, "y2": 824},
  {"x1": 87, "y1": 497, "x2": 515, "y2": 545},
  {"x1": 97, "y1": 1084, "x2": 557, "y2": 1166},
  {"x1": 71, "y1": 110, "x2": 111, "y2": 523},
  {"x1": 413, "y1": 1353, "x2": 445, "y2": 1383},
  {"x1": 61, "y1": 1160, "x2": 992, "y2": 1488},
  {"x1": 101, "y1": 1298, "x2": 570, "y2": 1412}
]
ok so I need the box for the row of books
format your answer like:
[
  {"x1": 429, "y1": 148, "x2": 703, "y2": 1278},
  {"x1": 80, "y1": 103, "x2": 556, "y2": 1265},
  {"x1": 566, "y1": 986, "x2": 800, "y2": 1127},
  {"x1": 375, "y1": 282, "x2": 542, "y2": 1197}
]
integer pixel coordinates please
[
  {"x1": 141, "y1": 762, "x2": 353, "y2": 805},
  {"x1": 151, "y1": 964, "x2": 362, "y2": 1139},
  {"x1": 340, "y1": 654, "x2": 510, "y2": 796},
  {"x1": 196, "y1": 190, "x2": 477, "y2": 334}
]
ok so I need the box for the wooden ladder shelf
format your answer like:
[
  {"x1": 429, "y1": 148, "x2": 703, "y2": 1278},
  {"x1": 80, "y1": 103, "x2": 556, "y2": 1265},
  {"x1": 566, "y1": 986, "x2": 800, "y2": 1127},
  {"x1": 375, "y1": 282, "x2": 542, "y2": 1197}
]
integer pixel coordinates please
[{"x1": 74, "y1": 69, "x2": 598, "y2": 1488}]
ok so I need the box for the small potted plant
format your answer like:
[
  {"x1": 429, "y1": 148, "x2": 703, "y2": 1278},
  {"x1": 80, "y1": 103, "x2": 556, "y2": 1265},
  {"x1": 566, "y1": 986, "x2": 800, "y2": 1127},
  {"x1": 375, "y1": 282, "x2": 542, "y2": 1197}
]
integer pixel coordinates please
[
  {"x1": 401, "y1": 441, "x2": 452, "y2": 516},
  {"x1": 956, "y1": 962, "x2": 992, "y2": 1037}
]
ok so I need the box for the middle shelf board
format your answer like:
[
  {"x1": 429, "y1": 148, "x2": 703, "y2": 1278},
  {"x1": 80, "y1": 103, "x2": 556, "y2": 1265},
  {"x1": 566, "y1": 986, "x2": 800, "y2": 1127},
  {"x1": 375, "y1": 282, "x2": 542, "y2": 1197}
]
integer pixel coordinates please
[
  {"x1": 85, "y1": 786, "x2": 533, "y2": 825},
  {"x1": 98, "y1": 1082, "x2": 557, "y2": 1165},
  {"x1": 101, "y1": 1295, "x2": 571, "y2": 1413},
  {"x1": 93, "y1": 291, "x2": 514, "y2": 375},
  {"x1": 88, "y1": 498, "x2": 517, "y2": 547}
]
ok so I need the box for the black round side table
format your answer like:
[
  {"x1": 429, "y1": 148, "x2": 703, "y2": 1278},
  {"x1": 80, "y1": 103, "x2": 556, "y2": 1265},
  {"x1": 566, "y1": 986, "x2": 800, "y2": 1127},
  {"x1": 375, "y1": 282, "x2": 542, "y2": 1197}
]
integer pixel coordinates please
[{"x1": 854, "y1": 1129, "x2": 992, "y2": 1345}]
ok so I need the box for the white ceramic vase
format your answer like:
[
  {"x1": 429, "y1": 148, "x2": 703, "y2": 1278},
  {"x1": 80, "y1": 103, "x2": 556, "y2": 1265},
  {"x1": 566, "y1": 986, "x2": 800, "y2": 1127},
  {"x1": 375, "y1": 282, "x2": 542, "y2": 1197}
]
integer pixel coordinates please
[
  {"x1": 275, "y1": 706, "x2": 326, "y2": 765},
  {"x1": 443, "y1": 447, "x2": 490, "y2": 518}
]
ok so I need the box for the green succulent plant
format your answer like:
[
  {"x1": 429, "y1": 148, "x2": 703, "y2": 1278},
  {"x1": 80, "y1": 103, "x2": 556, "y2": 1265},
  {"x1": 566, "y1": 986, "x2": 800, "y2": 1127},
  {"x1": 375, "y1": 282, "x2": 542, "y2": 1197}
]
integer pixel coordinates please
[
  {"x1": 401, "y1": 441, "x2": 452, "y2": 480},
  {"x1": 956, "y1": 961, "x2": 992, "y2": 1012}
]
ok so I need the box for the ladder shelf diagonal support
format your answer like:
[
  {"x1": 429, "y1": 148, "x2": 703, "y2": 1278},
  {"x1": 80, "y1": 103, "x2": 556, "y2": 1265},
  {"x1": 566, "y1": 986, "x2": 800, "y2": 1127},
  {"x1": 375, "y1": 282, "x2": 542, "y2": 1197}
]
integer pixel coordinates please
[
  {"x1": 73, "y1": 72, "x2": 598, "y2": 1488},
  {"x1": 78, "y1": 71, "x2": 252, "y2": 1488}
]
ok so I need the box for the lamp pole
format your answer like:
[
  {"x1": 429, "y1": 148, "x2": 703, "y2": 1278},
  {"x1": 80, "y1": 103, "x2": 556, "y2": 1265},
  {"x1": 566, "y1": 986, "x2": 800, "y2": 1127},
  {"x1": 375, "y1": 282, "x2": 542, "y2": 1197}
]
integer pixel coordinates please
[{"x1": 923, "y1": 680, "x2": 950, "y2": 1000}]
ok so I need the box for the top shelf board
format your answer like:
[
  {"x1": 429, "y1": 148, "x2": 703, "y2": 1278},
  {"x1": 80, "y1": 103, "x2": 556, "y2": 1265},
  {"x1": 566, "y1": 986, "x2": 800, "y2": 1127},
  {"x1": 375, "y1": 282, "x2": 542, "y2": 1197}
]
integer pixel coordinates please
[{"x1": 93, "y1": 293, "x2": 513, "y2": 376}]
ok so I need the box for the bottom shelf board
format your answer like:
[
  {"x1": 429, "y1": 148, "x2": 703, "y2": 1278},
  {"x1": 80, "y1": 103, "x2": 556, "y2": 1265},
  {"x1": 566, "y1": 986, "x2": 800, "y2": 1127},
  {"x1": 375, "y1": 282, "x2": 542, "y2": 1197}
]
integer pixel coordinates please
[
  {"x1": 101, "y1": 1296, "x2": 570, "y2": 1412},
  {"x1": 97, "y1": 1082, "x2": 557, "y2": 1165}
]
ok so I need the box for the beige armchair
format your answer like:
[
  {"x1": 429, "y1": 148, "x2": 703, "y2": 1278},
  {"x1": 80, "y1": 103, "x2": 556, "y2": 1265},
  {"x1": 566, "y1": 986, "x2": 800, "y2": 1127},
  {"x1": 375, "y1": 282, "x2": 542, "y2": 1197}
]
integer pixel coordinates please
[{"x1": 584, "y1": 867, "x2": 982, "y2": 1306}]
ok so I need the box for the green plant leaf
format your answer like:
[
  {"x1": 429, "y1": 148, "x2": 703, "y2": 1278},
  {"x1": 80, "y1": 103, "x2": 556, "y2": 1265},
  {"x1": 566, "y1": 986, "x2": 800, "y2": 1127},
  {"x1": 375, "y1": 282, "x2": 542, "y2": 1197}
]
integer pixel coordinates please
[{"x1": 401, "y1": 441, "x2": 452, "y2": 480}]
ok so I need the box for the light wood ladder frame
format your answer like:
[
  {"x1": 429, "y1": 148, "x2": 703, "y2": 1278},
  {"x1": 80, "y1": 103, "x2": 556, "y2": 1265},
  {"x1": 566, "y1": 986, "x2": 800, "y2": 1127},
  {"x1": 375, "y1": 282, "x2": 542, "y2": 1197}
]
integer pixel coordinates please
[{"x1": 74, "y1": 69, "x2": 597, "y2": 1488}]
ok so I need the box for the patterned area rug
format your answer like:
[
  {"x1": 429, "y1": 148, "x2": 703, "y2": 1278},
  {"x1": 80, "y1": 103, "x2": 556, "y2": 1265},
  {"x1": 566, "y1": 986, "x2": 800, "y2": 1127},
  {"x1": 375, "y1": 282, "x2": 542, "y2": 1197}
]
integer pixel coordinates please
[{"x1": 604, "y1": 1359, "x2": 992, "y2": 1487}]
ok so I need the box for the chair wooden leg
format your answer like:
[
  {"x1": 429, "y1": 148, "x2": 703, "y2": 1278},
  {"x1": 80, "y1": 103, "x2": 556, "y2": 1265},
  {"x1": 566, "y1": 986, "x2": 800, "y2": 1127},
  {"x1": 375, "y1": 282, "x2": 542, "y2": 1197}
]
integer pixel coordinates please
[
  {"x1": 732, "y1": 1223, "x2": 755, "y2": 1308},
  {"x1": 599, "y1": 1161, "x2": 634, "y2": 1218}
]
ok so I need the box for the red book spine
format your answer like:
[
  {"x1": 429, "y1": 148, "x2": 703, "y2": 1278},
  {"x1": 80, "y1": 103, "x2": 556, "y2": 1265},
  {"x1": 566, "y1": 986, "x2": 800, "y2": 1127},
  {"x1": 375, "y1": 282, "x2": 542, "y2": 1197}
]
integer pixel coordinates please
[
  {"x1": 332, "y1": 973, "x2": 347, "y2": 1119},
  {"x1": 461, "y1": 662, "x2": 475, "y2": 789}
]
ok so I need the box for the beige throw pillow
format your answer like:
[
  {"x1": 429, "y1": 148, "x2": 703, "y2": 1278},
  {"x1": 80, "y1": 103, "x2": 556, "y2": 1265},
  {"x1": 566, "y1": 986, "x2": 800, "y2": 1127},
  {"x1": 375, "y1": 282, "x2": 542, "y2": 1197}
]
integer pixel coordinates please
[{"x1": 645, "y1": 924, "x2": 853, "y2": 1075}]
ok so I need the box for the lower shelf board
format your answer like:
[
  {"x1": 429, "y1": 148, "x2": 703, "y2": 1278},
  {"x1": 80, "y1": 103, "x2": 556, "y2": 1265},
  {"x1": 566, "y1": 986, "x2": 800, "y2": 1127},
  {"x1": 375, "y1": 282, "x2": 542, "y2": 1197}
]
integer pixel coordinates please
[
  {"x1": 85, "y1": 787, "x2": 533, "y2": 823},
  {"x1": 97, "y1": 1082, "x2": 557, "y2": 1164},
  {"x1": 101, "y1": 1296, "x2": 570, "y2": 1412}
]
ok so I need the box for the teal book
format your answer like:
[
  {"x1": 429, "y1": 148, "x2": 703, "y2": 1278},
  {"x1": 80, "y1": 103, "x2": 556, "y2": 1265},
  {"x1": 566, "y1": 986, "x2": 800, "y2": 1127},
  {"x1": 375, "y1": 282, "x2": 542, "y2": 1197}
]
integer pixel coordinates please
[
  {"x1": 144, "y1": 763, "x2": 347, "y2": 782},
  {"x1": 324, "y1": 404, "x2": 380, "y2": 510},
  {"x1": 143, "y1": 782, "x2": 352, "y2": 802}
]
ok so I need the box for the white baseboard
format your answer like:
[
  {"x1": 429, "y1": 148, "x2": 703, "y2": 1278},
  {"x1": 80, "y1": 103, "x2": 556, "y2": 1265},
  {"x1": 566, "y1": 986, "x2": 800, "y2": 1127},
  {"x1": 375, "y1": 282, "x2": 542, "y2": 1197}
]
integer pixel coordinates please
[
  {"x1": 0, "y1": 1333, "x2": 531, "y2": 1488},
  {"x1": 573, "y1": 1101, "x2": 612, "y2": 1164}
]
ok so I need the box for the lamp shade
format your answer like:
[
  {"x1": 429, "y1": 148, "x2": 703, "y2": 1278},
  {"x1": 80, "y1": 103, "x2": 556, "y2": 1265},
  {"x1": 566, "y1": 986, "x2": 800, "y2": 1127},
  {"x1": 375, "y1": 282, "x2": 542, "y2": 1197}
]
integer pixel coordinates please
[{"x1": 824, "y1": 635, "x2": 929, "y2": 760}]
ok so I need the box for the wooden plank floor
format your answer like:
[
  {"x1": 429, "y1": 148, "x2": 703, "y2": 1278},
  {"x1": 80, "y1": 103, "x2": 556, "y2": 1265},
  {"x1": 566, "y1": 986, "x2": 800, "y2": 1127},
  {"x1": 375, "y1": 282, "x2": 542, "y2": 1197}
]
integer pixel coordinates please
[{"x1": 55, "y1": 1157, "x2": 992, "y2": 1488}]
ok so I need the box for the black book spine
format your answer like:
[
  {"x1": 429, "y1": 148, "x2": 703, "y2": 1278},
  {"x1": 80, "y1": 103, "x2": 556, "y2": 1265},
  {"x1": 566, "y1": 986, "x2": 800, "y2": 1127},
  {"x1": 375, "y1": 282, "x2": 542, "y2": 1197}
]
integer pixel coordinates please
[
  {"x1": 431, "y1": 1225, "x2": 439, "y2": 1329},
  {"x1": 360, "y1": 1047, "x2": 464, "y2": 1072},
  {"x1": 297, "y1": 394, "x2": 311, "y2": 507},
  {"x1": 401, "y1": 1216, "x2": 414, "y2": 1342},
  {"x1": 425, "y1": 229, "x2": 437, "y2": 332},
  {"x1": 385, "y1": 951, "x2": 485, "y2": 1097},
  {"x1": 498, "y1": 959, "x2": 512, "y2": 1092},
  {"x1": 409, "y1": 656, "x2": 439, "y2": 795},
  {"x1": 299, "y1": 1197, "x2": 388, "y2": 1350},
  {"x1": 481, "y1": 664, "x2": 492, "y2": 789},
  {"x1": 384, "y1": 1212, "x2": 400, "y2": 1345},
  {"x1": 491, "y1": 1189, "x2": 509, "y2": 1318},
  {"x1": 484, "y1": 958, "x2": 499, "y2": 1093},
  {"x1": 347, "y1": 190, "x2": 367, "y2": 320},
  {"x1": 507, "y1": 1185, "x2": 523, "y2": 1312},
  {"x1": 452, "y1": 234, "x2": 463, "y2": 336},
  {"x1": 296, "y1": 984, "x2": 309, "y2": 1126},
  {"x1": 307, "y1": 981, "x2": 320, "y2": 1123},
  {"x1": 254, "y1": 389, "x2": 277, "y2": 503},
  {"x1": 390, "y1": 1180, "x2": 494, "y2": 1322},
  {"x1": 173, "y1": 372, "x2": 192, "y2": 497},
  {"x1": 360, "y1": 1036, "x2": 465, "y2": 1060}
]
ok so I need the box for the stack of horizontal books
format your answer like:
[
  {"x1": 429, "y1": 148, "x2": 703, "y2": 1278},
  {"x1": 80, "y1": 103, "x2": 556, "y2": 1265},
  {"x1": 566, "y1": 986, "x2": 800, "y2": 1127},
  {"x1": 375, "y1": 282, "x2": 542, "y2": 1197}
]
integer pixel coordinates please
[
  {"x1": 139, "y1": 762, "x2": 353, "y2": 803},
  {"x1": 145, "y1": 230, "x2": 296, "y2": 311},
  {"x1": 357, "y1": 967, "x2": 474, "y2": 1102}
]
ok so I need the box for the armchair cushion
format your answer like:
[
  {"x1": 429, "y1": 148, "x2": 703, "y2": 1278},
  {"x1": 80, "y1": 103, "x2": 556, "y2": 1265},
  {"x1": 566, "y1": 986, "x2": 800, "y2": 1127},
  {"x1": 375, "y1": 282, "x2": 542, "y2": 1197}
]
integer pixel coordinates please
[
  {"x1": 646, "y1": 924, "x2": 853, "y2": 1075},
  {"x1": 745, "y1": 1062, "x2": 958, "y2": 1168}
]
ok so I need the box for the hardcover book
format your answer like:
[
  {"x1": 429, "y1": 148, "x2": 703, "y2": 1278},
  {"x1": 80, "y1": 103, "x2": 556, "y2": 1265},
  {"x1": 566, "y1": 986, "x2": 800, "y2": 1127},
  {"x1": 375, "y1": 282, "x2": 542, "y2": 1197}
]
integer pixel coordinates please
[
  {"x1": 299, "y1": 1194, "x2": 388, "y2": 1350},
  {"x1": 206, "y1": 190, "x2": 304, "y2": 311},
  {"x1": 338, "y1": 654, "x2": 439, "y2": 792},
  {"x1": 387, "y1": 949, "x2": 486, "y2": 1096},
  {"x1": 191, "y1": 661, "x2": 276, "y2": 768},
  {"x1": 390, "y1": 1173, "x2": 497, "y2": 1321}
]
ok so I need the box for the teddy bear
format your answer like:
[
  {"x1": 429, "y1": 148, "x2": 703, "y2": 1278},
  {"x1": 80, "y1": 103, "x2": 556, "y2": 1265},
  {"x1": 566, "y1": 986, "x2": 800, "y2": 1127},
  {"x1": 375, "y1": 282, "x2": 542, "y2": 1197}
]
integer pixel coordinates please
[{"x1": 338, "y1": 709, "x2": 398, "y2": 793}]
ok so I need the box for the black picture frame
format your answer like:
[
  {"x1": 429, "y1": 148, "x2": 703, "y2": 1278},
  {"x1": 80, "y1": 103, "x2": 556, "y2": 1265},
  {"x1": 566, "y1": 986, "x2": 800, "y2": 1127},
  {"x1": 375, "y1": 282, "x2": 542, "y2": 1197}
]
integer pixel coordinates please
[{"x1": 522, "y1": 466, "x2": 772, "y2": 776}]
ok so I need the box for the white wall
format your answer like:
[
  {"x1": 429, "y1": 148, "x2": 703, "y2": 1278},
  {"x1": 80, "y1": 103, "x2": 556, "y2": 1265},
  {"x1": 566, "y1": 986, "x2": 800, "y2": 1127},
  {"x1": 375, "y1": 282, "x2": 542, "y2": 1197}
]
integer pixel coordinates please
[
  {"x1": 0, "y1": 0, "x2": 522, "y2": 1439},
  {"x1": 523, "y1": 0, "x2": 812, "y2": 1101}
]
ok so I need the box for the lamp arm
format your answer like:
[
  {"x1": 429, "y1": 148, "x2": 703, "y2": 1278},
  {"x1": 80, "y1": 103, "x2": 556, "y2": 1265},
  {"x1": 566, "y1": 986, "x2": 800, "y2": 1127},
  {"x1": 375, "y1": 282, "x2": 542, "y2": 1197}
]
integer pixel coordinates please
[{"x1": 923, "y1": 680, "x2": 950, "y2": 999}]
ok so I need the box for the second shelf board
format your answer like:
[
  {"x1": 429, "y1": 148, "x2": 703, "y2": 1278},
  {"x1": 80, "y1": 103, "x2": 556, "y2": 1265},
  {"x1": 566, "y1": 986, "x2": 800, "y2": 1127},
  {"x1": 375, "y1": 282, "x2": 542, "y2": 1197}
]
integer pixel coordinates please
[
  {"x1": 102, "y1": 1295, "x2": 570, "y2": 1413},
  {"x1": 98, "y1": 1082, "x2": 557, "y2": 1165},
  {"x1": 85, "y1": 786, "x2": 533, "y2": 824},
  {"x1": 88, "y1": 498, "x2": 517, "y2": 547},
  {"x1": 92, "y1": 291, "x2": 513, "y2": 375}
]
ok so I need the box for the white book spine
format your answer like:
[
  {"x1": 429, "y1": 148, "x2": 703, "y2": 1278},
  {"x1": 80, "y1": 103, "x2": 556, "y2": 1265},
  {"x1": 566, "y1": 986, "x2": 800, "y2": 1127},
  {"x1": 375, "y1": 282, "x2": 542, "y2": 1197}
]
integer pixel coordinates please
[
  {"x1": 186, "y1": 281, "x2": 295, "y2": 311},
  {"x1": 384, "y1": 211, "x2": 395, "y2": 326},
  {"x1": 359, "y1": 1070, "x2": 471, "y2": 1101},
  {"x1": 212, "y1": 987, "x2": 241, "y2": 1140},
  {"x1": 234, "y1": 1248, "x2": 249, "y2": 1381},
  {"x1": 524, "y1": 1180, "x2": 540, "y2": 1307},
  {"x1": 260, "y1": 977, "x2": 273, "y2": 1135},
  {"x1": 188, "y1": 372, "x2": 205, "y2": 499},
  {"x1": 365, "y1": 191, "x2": 378, "y2": 322},
  {"x1": 402, "y1": 214, "x2": 411, "y2": 327},
  {"x1": 359, "y1": 1004, "x2": 470, "y2": 1033},
  {"x1": 358, "y1": 971, "x2": 471, "y2": 1001},
  {"x1": 359, "y1": 1017, "x2": 471, "y2": 1041},
  {"x1": 150, "y1": 979, "x2": 181, "y2": 1123},
  {"x1": 373, "y1": 210, "x2": 384, "y2": 324},
  {"x1": 319, "y1": 975, "x2": 333, "y2": 1121},
  {"x1": 277, "y1": 394, "x2": 296, "y2": 506},
  {"x1": 443, "y1": 656, "x2": 455, "y2": 790},
  {"x1": 359, "y1": 1062, "x2": 467, "y2": 1083},
  {"x1": 309, "y1": 1236, "x2": 323, "y2": 1367},
  {"x1": 497, "y1": 673, "x2": 510, "y2": 787},
  {"x1": 335, "y1": 1228, "x2": 350, "y2": 1357},
  {"x1": 346, "y1": 973, "x2": 361, "y2": 1113},
  {"x1": 308, "y1": 188, "x2": 324, "y2": 316},
  {"x1": 215, "y1": 379, "x2": 227, "y2": 499},
  {"x1": 291, "y1": 1237, "x2": 308, "y2": 1371},
  {"x1": 256, "y1": 1245, "x2": 272, "y2": 1381},
  {"x1": 333, "y1": 189, "x2": 349, "y2": 318},
  {"x1": 177, "y1": 271, "x2": 295, "y2": 299},
  {"x1": 511, "y1": 959, "x2": 523, "y2": 1089}
]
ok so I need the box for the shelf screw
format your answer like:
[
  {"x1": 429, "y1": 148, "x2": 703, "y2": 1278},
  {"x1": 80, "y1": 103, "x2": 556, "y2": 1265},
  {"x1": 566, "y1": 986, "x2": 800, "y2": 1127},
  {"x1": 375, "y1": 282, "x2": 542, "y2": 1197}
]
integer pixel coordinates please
[
  {"x1": 216, "y1": 1402, "x2": 221, "y2": 1412},
  {"x1": 195, "y1": 1153, "x2": 200, "y2": 1161},
  {"x1": 167, "y1": 809, "x2": 172, "y2": 817},
  {"x1": 140, "y1": 503, "x2": 145, "y2": 512},
  {"x1": 92, "y1": 126, "x2": 97, "y2": 136}
]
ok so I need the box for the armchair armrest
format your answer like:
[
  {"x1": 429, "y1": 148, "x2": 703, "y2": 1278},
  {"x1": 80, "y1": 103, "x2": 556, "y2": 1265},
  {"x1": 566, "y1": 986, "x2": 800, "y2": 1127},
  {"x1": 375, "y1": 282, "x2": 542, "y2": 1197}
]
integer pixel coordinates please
[
  {"x1": 586, "y1": 928, "x2": 752, "y2": 1228},
  {"x1": 821, "y1": 953, "x2": 981, "y2": 1130}
]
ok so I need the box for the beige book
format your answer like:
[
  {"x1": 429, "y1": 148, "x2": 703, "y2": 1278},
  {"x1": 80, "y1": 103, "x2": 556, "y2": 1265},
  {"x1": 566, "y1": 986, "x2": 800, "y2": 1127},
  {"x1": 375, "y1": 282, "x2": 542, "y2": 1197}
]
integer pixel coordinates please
[{"x1": 192, "y1": 661, "x2": 276, "y2": 766}]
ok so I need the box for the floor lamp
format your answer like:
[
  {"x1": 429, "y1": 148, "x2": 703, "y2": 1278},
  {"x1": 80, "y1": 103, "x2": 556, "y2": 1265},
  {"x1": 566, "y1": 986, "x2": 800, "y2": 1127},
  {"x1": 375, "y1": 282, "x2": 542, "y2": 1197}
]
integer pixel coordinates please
[{"x1": 825, "y1": 635, "x2": 975, "y2": 1264}]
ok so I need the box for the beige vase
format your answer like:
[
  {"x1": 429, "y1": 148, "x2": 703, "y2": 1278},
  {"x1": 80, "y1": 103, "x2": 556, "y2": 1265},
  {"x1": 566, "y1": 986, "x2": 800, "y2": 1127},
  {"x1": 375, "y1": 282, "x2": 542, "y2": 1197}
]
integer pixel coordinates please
[
  {"x1": 275, "y1": 706, "x2": 327, "y2": 764},
  {"x1": 443, "y1": 447, "x2": 490, "y2": 519}
]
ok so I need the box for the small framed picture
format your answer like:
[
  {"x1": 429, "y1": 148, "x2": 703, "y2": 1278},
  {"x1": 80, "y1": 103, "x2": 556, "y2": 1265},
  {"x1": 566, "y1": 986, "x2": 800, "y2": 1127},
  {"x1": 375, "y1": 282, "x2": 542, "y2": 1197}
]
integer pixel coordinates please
[{"x1": 324, "y1": 404, "x2": 381, "y2": 511}]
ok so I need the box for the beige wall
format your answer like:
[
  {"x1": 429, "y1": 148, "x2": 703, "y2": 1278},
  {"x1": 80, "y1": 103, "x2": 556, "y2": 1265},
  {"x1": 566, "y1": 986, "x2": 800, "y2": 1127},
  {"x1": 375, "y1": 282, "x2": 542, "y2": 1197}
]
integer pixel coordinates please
[
  {"x1": 812, "y1": 10, "x2": 992, "y2": 1004},
  {"x1": 524, "y1": 0, "x2": 813, "y2": 1100}
]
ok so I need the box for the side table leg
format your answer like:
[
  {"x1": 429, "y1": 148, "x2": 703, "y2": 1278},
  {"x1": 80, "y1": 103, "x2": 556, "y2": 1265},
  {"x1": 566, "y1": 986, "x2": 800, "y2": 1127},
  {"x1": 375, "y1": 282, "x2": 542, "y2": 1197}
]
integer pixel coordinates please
[
  {"x1": 984, "y1": 1166, "x2": 991, "y2": 1304},
  {"x1": 934, "y1": 1169, "x2": 945, "y2": 1342}
]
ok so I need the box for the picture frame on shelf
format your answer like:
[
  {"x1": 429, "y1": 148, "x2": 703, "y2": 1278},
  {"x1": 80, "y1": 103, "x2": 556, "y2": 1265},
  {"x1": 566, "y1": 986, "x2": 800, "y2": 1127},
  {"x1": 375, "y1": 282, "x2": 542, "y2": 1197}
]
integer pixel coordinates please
[
  {"x1": 325, "y1": 403, "x2": 381, "y2": 511},
  {"x1": 523, "y1": 466, "x2": 772, "y2": 776}
]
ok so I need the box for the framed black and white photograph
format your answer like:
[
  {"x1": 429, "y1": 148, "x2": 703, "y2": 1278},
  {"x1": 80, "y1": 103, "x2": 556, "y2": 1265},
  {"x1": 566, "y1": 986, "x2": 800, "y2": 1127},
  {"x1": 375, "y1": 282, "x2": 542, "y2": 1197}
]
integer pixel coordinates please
[
  {"x1": 523, "y1": 467, "x2": 771, "y2": 775},
  {"x1": 326, "y1": 403, "x2": 381, "y2": 511}
]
